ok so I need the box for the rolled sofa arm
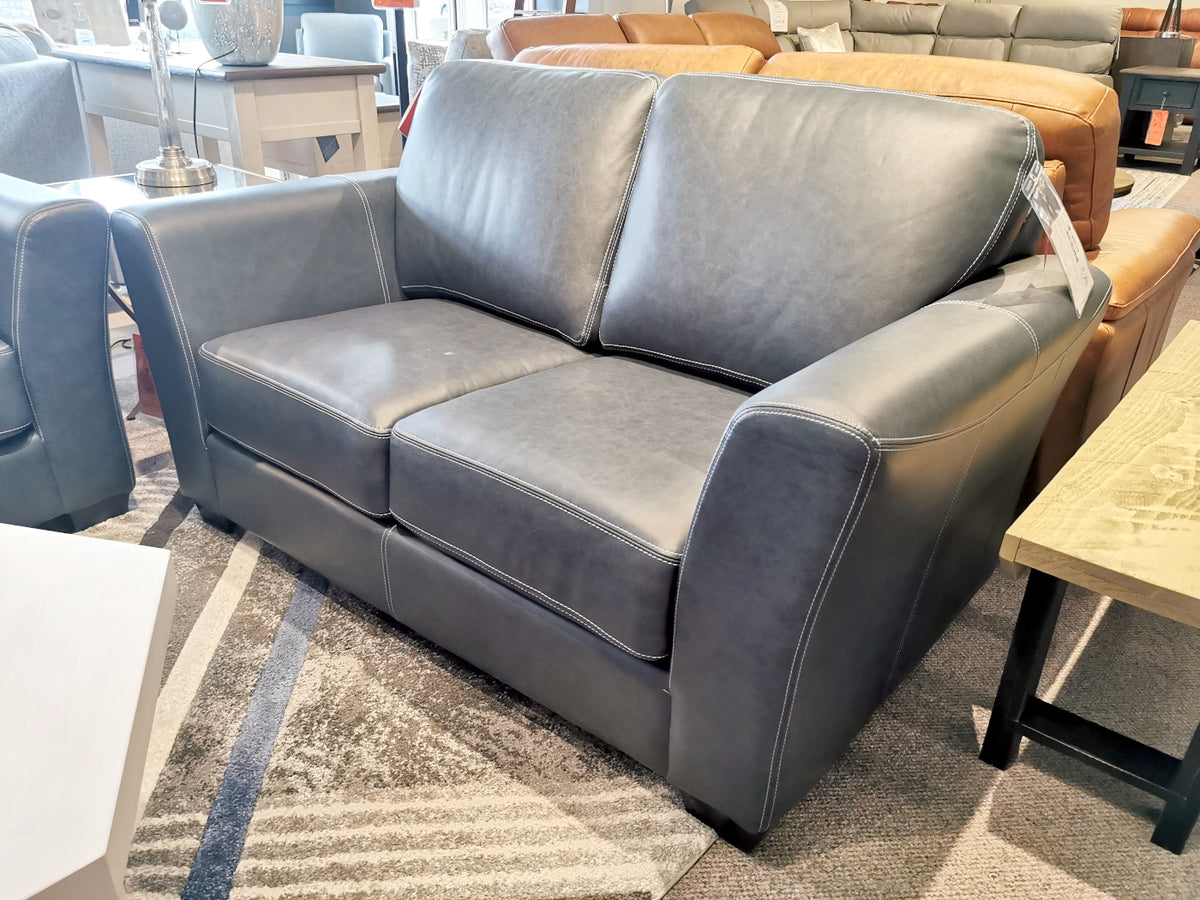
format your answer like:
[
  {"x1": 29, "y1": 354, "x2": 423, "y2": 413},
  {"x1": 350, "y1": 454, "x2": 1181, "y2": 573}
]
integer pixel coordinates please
[
  {"x1": 110, "y1": 170, "x2": 400, "y2": 511},
  {"x1": 667, "y1": 259, "x2": 1111, "y2": 836}
]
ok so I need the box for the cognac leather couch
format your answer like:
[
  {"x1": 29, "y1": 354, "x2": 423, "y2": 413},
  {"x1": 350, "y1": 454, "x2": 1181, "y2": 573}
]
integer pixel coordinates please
[
  {"x1": 0, "y1": 175, "x2": 134, "y2": 529},
  {"x1": 486, "y1": 11, "x2": 782, "y2": 61},
  {"x1": 112, "y1": 61, "x2": 1108, "y2": 847}
]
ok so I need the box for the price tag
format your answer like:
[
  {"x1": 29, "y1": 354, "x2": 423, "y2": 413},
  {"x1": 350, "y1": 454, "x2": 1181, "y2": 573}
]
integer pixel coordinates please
[
  {"x1": 1146, "y1": 108, "x2": 1169, "y2": 146},
  {"x1": 766, "y1": 0, "x2": 789, "y2": 32},
  {"x1": 1021, "y1": 161, "x2": 1093, "y2": 318}
]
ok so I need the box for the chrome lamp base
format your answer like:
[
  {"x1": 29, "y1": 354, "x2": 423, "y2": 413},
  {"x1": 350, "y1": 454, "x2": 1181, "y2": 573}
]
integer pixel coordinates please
[{"x1": 135, "y1": 146, "x2": 217, "y2": 194}]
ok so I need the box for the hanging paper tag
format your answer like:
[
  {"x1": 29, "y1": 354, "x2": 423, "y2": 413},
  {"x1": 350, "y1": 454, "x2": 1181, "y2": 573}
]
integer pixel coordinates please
[
  {"x1": 1145, "y1": 108, "x2": 1169, "y2": 147},
  {"x1": 1021, "y1": 162, "x2": 1092, "y2": 318},
  {"x1": 766, "y1": 0, "x2": 789, "y2": 32}
]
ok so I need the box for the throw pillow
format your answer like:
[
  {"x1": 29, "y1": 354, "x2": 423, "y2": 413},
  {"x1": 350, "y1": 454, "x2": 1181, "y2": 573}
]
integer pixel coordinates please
[{"x1": 797, "y1": 22, "x2": 846, "y2": 53}]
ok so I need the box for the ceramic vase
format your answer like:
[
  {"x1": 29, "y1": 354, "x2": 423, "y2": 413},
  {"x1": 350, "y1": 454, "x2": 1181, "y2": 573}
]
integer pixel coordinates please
[{"x1": 194, "y1": 0, "x2": 283, "y2": 66}]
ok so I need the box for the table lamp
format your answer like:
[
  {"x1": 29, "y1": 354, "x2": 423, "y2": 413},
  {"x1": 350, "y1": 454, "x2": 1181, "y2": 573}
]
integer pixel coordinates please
[{"x1": 135, "y1": 0, "x2": 217, "y2": 192}]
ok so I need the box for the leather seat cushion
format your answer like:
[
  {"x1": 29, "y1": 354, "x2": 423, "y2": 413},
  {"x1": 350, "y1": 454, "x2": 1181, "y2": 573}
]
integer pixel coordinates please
[
  {"x1": 0, "y1": 339, "x2": 33, "y2": 444},
  {"x1": 1088, "y1": 208, "x2": 1200, "y2": 321},
  {"x1": 197, "y1": 300, "x2": 586, "y2": 517},
  {"x1": 389, "y1": 356, "x2": 750, "y2": 661}
]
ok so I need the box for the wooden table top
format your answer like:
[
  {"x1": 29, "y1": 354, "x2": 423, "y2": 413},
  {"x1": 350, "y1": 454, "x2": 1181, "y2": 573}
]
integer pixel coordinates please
[
  {"x1": 53, "y1": 46, "x2": 385, "y2": 82},
  {"x1": 1000, "y1": 320, "x2": 1200, "y2": 629},
  {"x1": 1119, "y1": 65, "x2": 1200, "y2": 82}
]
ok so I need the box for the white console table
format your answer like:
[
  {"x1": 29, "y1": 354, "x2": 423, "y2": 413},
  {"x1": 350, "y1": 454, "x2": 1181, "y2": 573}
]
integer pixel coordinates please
[
  {"x1": 54, "y1": 46, "x2": 385, "y2": 176},
  {"x1": 0, "y1": 524, "x2": 175, "y2": 900}
]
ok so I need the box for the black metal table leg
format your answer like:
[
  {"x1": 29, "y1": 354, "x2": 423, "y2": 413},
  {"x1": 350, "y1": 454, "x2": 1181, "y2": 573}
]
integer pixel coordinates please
[
  {"x1": 1152, "y1": 720, "x2": 1200, "y2": 854},
  {"x1": 981, "y1": 569, "x2": 1068, "y2": 770}
]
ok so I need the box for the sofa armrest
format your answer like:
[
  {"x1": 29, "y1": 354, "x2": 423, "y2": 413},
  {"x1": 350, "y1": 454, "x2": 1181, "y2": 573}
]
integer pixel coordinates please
[
  {"x1": 110, "y1": 169, "x2": 400, "y2": 510},
  {"x1": 667, "y1": 258, "x2": 1110, "y2": 835},
  {"x1": 0, "y1": 176, "x2": 133, "y2": 515}
]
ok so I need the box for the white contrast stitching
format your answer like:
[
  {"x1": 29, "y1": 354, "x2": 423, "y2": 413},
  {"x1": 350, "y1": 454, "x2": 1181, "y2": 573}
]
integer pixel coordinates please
[
  {"x1": 212, "y1": 427, "x2": 390, "y2": 518},
  {"x1": 199, "y1": 348, "x2": 392, "y2": 439},
  {"x1": 600, "y1": 342, "x2": 770, "y2": 388},
  {"x1": 333, "y1": 176, "x2": 392, "y2": 305},
  {"x1": 380, "y1": 525, "x2": 397, "y2": 618},
  {"x1": 936, "y1": 299, "x2": 1041, "y2": 362},
  {"x1": 402, "y1": 284, "x2": 575, "y2": 343},
  {"x1": 393, "y1": 511, "x2": 668, "y2": 661},
  {"x1": 114, "y1": 210, "x2": 209, "y2": 452},
  {"x1": 745, "y1": 410, "x2": 878, "y2": 830},
  {"x1": 390, "y1": 431, "x2": 680, "y2": 562},
  {"x1": 581, "y1": 90, "x2": 657, "y2": 344},
  {"x1": 884, "y1": 422, "x2": 986, "y2": 690},
  {"x1": 0, "y1": 345, "x2": 14, "y2": 355},
  {"x1": 0, "y1": 421, "x2": 31, "y2": 437}
]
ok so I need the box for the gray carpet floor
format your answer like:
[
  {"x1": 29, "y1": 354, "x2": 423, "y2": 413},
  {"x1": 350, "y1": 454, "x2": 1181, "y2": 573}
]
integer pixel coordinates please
[{"x1": 664, "y1": 163, "x2": 1200, "y2": 899}]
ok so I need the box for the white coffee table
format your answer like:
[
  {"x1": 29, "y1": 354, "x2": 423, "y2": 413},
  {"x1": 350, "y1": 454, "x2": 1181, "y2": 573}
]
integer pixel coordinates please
[{"x1": 0, "y1": 525, "x2": 176, "y2": 900}]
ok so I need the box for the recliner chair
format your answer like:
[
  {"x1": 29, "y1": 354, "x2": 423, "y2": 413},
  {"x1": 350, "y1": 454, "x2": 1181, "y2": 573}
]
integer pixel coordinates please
[{"x1": 0, "y1": 176, "x2": 134, "y2": 530}]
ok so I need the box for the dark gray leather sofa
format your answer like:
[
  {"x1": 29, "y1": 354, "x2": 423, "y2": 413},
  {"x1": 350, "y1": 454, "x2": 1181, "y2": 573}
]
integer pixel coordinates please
[
  {"x1": 0, "y1": 176, "x2": 134, "y2": 529},
  {"x1": 112, "y1": 61, "x2": 1110, "y2": 848}
]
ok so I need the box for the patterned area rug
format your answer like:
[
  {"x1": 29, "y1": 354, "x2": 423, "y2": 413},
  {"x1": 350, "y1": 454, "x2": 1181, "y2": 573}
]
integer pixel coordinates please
[
  {"x1": 93, "y1": 379, "x2": 713, "y2": 900},
  {"x1": 1111, "y1": 166, "x2": 1193, "y2": 212}
]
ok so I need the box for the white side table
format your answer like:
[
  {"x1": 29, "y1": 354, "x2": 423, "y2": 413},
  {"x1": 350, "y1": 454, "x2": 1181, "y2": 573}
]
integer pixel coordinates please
[{"x1": 0, "y1": 525, "x2": 176, "y2": 900}]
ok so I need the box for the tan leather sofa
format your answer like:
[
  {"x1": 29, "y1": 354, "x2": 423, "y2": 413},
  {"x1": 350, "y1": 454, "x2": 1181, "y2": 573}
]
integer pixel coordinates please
[
  {"x1": 1122, "y1": 7, "x2": 1200, "y2": 68},
  {"x1": 487, "y1": 11, "x2": 781, "y2": 61},
  {"x1": 514, "y1": 44, "x2": 1200, "y2": 488},
  {"x1": 515, "y1": 42, "x2": 766, "y2": 74}
]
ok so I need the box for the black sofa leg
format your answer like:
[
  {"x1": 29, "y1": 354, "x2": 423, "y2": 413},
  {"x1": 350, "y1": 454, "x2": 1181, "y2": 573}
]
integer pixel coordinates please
[
  {"x1": 681, "y1": 792, "x2": 773, "y2": 853},
  {"x1": 198, "y1": 505, "x2": 235, "y2": 533}
]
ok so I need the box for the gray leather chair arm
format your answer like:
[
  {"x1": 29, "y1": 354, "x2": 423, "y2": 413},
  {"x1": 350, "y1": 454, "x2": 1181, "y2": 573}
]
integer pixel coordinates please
[
  {"x1": 667, "y1": 260, "x2": 1111, "y2": 835},
  {"x1": 0, "y1": 175, "x2": 133, "y2": 518},
  {"x1": 110, "y1": 170, "x2": 400, "y2": 510}
]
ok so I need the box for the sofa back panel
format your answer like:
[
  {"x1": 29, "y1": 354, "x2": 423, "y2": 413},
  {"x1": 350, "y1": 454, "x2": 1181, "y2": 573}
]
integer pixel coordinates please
[
  {"x1": 685, "y1": 0, "x2": 757, "y2": 15},
  {"x1": 0, "y1": 22, "x2": 37, "y2": 63},
  {"x1": 771, "y1": 0, "x2": 851, "y2": 31},
  {"x1": 1009, "y1": 38, "x2": 1114, "y2": 75},
  {"x1": 851, "y1": 0, "x2": 943, "y2": 34},
  {"x1": 937, "y1": 3, "x2": 1019, "y2": 38},
  {"x1": 0, "y1": 58, "x2": 92, "y2": 183},
  {"x1": 601, "y1": 73, "x2": 1038, "y2": 387},
  {"x1": 758, "y1": 52, "x2": 1117, "y2": 250},
  {"x1": 486, "y1": 14, "x2": 627, "y2": 61},
  {"x1": 395, "y1": 61, "x2": 658, "y2": 346},
  {"x1": 853, "y1": 31, "x2": 935, "y2": 54},
  {"x1": 1013, "y1": 4, "x2": 1120, "y2": 43},
  {"x1": 515, "y1": 43, "x2": 766, "y2": 75},
  {"x1": 618, "y1": 13, "x2": 705, "y2": 44},
  {"x1": 932, "y1": 35, "x2": 1009, "y2": 61},
  {"x1": 691, "y1": 11, "x2": 783, "y2": 57},
  {"x1": 1121, "y1": 7, "x2": 1162, "y2": 32}
]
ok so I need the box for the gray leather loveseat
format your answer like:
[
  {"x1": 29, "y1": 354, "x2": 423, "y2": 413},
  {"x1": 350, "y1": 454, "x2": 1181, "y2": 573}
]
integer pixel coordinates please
[{"x1": 113, "y1": 61, "x2": 1110, "y2": 847}]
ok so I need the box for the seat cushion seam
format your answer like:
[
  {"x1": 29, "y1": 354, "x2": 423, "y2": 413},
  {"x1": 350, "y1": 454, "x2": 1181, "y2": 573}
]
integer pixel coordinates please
[
  {"x1": 600, "y1": 341, "x2": 770, "y2": 387},
  {"x1": 391, "y1": 430, "x2": 681, "y2": 562},
  {"x1": 199, "y1": 348, "x2": 392, "y2": 438},
  {"x1": 393, "y1": 511, "x2": 667, "y2": 661},
  {"x1": 401, "y1": 284, "x2": 574, "y2": 343}
]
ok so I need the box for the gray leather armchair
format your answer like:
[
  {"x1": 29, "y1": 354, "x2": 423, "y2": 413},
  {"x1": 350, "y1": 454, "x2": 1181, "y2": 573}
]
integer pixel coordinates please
[
  {"x1": 0, "y1": 176, "x2": 134, "y2": 529},
  {"x1": 112, "y1": 62, "x2": 1109, "y2": 847}
]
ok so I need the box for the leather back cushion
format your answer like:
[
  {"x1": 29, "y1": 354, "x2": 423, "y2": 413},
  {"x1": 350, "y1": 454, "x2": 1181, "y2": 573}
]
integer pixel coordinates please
[
  {"x1": 691, "y1": 12, "x2": 782, "y2": 58},
  {"x1": 486, "y1": 14, "x2": 627, "y2": 61},
  {"x1": 759, "y1": 52, "x2": 1117, "y2": 250},
  {"x1": 600, "y1": 73, "x2": 1039, "y2": 388},
  {"x1": 617, "y1": 13, "x2": 705, "y2": 44},
  {"x1": 853, "y1": 32, "x2": 934, "y2": 53},
  {"x1": 938, "y1": 3, "x2": 1019, "y2": 38},
  {"x1": 515, "y1": 43, "x2": 765, "y2": 75},
  {"x1": 1008, "y1": 38, "x2": 1115, "y2": 75},
  {"x1": 932, "y1": 35, "x2": 1008, "y2": 60},
  {"x1": 395, "y1": 61, "x2": 658, "y2": 346},
  {"x1": 1014, "y1": 4, "x2": 1120, "y2": 43},
  {"x1": 851, "y1": 0, "x2": 943, "y2": 34}
]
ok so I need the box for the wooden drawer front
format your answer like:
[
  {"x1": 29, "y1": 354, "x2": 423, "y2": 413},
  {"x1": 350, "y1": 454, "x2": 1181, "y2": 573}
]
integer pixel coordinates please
[{"x1": 1135, "y1": 77, "x2": 1200, "y2": 110}]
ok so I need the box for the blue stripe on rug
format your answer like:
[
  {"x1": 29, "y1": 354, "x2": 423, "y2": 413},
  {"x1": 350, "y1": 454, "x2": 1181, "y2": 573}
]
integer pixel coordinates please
[{"x1": 181, "y1": 568, "x2": 326, "y2": 900}]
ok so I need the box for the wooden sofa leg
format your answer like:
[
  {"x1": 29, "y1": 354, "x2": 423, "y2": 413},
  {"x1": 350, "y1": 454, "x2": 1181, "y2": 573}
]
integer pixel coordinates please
[{"x1": 681, "y1": 792, "x2": 773, "y2": 853}]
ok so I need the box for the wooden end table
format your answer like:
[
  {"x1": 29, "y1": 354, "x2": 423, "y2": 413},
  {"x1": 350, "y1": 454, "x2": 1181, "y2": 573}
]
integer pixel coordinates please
[
  {"x1": 1118, "y1": 65, "x2": 1200, "y2": 174},
  {"x1": 980, "y1": 320, "x2": 1200, "y2": 854}
]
